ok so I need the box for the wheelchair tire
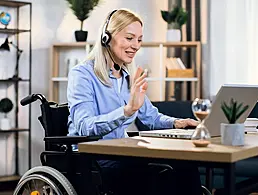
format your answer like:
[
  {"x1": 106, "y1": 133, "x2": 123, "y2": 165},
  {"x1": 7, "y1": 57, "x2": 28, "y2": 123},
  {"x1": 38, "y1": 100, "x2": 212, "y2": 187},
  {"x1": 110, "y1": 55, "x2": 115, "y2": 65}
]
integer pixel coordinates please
[
  {"x1": 201, "y1": 185, "x2": 212, "y2": 195},
  {"x1": 14, "y1": 166, "x2": 77, "y2": 195}
]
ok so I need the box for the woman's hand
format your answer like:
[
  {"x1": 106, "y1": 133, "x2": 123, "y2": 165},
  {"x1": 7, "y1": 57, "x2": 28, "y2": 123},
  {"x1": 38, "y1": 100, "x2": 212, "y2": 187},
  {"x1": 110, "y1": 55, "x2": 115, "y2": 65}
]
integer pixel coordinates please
[
  {"x1": 174, "y1": 118, "x2": 199, "y2": 129},
  {"x1": 124, "y1": 67, "x2": 148, "y2": 117}
]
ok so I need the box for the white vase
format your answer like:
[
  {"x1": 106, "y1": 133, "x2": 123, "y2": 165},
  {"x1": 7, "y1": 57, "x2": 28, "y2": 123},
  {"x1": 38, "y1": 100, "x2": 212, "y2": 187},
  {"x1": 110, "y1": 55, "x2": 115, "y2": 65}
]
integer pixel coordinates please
[
  {"x1": 0, "y1": 118, "x2": 11, "y2": 130},
  {"x1": 220, "y1": 123, "x2": 245, "y2": 146},
  {"x1": 166, "y1": 29, "x2": 181, "y2": 42}
]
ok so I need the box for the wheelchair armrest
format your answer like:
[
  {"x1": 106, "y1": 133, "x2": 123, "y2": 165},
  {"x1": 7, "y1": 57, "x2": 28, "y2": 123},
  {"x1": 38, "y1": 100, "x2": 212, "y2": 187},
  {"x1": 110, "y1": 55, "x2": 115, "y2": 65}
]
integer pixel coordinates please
[{"x1": 44, "y1": 135, "x2": 101, "y2": 145}]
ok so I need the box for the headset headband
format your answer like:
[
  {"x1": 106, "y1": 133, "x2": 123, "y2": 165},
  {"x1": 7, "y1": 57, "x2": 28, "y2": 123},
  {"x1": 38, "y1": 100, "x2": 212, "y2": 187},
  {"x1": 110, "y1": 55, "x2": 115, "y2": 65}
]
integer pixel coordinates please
[{"x1": 102, "y1": 9, "x2": 117, "y2": 38}]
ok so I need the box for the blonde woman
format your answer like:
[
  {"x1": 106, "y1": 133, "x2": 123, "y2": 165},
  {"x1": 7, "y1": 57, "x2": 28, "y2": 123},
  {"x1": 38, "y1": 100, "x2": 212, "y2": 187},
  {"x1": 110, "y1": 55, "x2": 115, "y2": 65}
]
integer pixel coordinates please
[{"x1": 67, "y1": 9, "x2": 201, "y2": 195}]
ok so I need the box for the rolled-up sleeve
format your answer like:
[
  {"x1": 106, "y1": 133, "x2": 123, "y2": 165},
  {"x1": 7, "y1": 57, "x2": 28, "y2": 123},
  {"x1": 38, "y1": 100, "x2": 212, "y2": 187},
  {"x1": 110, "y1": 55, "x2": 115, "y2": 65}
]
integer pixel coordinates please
[
  {"x1": 67, "y1": 66, "x2": 131, "y2": 136},
  {"x1": 137, "y1": 96, "x2": 177, "y2": 130}
]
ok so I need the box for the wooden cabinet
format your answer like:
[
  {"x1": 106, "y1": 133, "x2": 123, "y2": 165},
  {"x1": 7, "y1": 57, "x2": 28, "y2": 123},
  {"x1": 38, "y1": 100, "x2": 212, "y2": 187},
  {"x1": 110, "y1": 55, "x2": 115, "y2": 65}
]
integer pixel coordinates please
[{"x1": 50, "y1": 41, "x2": 201, "y2": 102}]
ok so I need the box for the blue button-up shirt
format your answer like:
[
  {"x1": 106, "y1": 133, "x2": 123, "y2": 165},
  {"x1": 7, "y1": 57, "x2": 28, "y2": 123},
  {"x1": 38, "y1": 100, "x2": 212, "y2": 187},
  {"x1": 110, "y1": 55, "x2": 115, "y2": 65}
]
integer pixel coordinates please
[{"x1": 67, "y1": 60, "x2": 176, "y2": 140}]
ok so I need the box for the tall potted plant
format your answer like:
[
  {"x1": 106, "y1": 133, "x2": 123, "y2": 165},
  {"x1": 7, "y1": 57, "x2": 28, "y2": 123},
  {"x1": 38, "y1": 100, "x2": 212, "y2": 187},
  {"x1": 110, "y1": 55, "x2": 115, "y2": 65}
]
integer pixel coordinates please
[
  {"x1": 220, "y1": 98, "x2": 249, "y2": 146},
  {"x1": 66, "y1": 0, "x2": 100, "y2": 42},
  {"x1": 0, "y1": 97, "x2": 13, "y2": 130},
  {"x1": 161, "y1": 5, "x2": 188, "y2": 41}
]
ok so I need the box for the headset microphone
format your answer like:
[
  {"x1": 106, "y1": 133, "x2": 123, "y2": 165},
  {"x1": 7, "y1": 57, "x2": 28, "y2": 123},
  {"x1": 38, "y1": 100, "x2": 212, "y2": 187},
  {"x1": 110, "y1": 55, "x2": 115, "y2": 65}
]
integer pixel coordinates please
[{"x1": 105, "y1": 45, "x2": 121, "y2": 71}]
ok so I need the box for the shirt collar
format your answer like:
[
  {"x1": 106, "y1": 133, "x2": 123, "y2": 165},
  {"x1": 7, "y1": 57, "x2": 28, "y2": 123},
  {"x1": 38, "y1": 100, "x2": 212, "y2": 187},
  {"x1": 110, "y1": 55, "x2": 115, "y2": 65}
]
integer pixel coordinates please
[{"x1": 109, "y1": 66, "x2": 130, "y2": 79}]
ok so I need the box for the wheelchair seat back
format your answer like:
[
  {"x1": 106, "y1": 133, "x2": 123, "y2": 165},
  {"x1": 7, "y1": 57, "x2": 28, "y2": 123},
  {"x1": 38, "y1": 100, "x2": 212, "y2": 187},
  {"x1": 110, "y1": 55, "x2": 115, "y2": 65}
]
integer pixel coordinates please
[{"x1": 39, "y1": 102, "x2": 69, "y2": 137}]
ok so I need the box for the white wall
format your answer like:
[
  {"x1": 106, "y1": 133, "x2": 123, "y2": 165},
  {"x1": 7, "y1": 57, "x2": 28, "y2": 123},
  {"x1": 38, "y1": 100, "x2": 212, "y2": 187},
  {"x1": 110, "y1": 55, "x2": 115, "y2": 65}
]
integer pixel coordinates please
[
  {"x1": 0, "y1": 0, "x2": 168, "y2": 175},
  {"x1": 203, "y1": 0, "x2": 258, "y2": 98}
]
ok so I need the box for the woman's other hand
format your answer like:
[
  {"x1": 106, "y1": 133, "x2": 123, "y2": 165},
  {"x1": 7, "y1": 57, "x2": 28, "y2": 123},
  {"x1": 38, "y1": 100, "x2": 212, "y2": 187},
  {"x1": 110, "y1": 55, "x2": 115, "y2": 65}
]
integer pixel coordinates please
[
  {"x1": 124, "y1": 67, "x2": 148, "y2": 117},
  {"x1": 174, "y1": 118, "x2": 199, "y2": 129}
]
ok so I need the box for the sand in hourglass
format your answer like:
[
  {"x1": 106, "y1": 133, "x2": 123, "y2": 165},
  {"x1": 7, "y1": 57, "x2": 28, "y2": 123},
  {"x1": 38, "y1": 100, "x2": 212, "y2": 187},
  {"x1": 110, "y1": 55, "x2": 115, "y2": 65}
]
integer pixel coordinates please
[
  {"x1": 192, "y1": 140, "x2": 210, "y2": 147},
  {"x1": 194, "y1": 111, "x2": 209, "y2": 121}
]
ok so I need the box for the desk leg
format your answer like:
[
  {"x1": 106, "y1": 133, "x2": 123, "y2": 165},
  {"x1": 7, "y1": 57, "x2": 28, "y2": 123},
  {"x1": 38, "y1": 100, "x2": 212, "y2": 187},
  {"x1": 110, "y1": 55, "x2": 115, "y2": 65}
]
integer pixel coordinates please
[
  {"x1": 224, "y1": 163, "x2": 235, "y2": 195},
  {"x1": 206, "y1": 167, "x2": 213, "y2": 192},
  {"x1": 80, "y1": 154, "x2": 93, "y2": 195}
]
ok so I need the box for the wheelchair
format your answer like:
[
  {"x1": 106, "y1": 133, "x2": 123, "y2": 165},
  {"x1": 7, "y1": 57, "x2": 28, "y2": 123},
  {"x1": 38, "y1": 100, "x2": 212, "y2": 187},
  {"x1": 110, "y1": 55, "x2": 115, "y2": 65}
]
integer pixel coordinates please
[{"x1": 13, "y1": 94, "x2": 212, "y2": 195}]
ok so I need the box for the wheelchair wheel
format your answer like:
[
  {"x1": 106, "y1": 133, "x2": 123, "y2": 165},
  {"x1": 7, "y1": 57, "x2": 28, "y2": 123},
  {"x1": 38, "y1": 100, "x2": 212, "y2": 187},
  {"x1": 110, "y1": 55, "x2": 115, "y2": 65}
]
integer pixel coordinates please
[
  {"x1": 202, "y1": 185, "x2": 212, "y2": 195},
  {"x1": 13, "y1": 166, "x2": 77, "y2": 195}
]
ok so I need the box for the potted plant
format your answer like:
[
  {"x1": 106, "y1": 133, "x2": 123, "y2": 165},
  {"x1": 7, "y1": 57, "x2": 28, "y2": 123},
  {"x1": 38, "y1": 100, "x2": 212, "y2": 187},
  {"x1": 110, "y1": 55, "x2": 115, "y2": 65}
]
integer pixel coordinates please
[
  {"x1": 161, "y1": 5, "x2": 188, "y2": 41},
  {"x1": 220, "y1": 98, "x2": 249, "y2": 146},
  {"x1": 66, "y1": 0, "x2": 100, "y2": 42},
  {"x1": 0, "y1": 97, "x2": 13, "y2": 130}
]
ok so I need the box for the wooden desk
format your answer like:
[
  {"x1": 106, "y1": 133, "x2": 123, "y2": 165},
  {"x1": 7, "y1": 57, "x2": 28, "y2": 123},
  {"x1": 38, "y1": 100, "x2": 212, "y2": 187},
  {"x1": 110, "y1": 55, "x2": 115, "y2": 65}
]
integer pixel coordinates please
[{"x1": 79, "y1": 134, "x2": 258, "y2": 195}]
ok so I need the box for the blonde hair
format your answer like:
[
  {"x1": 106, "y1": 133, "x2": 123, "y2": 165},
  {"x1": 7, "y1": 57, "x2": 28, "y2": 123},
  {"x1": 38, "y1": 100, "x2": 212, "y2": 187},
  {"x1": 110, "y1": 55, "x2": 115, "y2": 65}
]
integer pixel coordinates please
[{"x1": 86, "y1": 9, "x2": 143, "y2": 87}]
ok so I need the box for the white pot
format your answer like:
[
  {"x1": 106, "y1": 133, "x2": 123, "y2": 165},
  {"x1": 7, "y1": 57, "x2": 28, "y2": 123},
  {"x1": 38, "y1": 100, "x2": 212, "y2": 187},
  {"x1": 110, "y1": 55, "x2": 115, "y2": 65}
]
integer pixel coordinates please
[
  {"x1": 166, "y1": 29, "x2": 181, "y2": 42},
  {"x1": 220, "y1": 123, "x2": 245, "y2": 146},
  {"x1": 0, "y1": 118, "x2": 11, "y2": 130}
]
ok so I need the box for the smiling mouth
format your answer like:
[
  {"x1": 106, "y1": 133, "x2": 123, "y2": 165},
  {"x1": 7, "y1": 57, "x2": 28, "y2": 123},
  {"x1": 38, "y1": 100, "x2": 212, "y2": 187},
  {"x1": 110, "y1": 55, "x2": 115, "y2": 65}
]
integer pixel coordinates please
[{"x1": 125, "y1": 51, "x2": 136, "y2": 58}]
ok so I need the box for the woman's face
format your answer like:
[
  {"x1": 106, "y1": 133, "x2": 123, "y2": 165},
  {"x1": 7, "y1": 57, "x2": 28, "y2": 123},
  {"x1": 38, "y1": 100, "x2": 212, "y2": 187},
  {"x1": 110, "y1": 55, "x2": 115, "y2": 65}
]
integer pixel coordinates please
[{"x1": 110, "y1": 21, "x2": 143, "y2": 65}]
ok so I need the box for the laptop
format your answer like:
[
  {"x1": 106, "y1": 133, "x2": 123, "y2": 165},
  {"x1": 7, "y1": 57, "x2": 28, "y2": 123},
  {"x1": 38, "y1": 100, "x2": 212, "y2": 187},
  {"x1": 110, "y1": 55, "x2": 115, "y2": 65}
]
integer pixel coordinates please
[{"x1": 139, "y1": 84, "x2": 258, "y2": 139}]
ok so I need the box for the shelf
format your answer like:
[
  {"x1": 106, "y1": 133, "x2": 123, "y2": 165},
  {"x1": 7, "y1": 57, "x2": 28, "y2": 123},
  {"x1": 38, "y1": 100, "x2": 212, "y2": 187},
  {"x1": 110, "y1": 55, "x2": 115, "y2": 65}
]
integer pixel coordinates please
[
  {"x1": 0, "y1": 78, "x2": 30, "y2": 83},
  {"x1": 52, "y1": 77, "x2": 68, "y2": 82},
  {"x1": 0, "y1": 28, "x2": 30, "y2": 35},
  {"x1": 142, "y1": 41, "x2": 200, "y2": 47},
  {"x1": 0, "y1": 1, "x2": 31, "y2": 8},
  {"x1": 0, "y1": 128, "x2": 29, "y2": 133},
  {"x1": 0, "y1": 175, "x2": 20, "y2": 182},
  {"x1": 148, "y1": 77, "x2": 198, "y2": 82},
  {"x1": 52, "y1": 77, "x2": 198, "y2": 82},
  {"x1": 51, "y1": 41, "x2": 201, "y2": 101},
  {"x1": 53, "y1": 41, "x2": 200, "y2": 48},
  {"x1": 53, "y1": 41, "x2": 94, "y2": 48}
]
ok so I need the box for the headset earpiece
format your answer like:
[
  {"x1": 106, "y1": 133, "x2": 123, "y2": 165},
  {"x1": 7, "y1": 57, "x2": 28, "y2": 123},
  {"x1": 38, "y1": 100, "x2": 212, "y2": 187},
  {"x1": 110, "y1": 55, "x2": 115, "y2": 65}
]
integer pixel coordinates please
[
  {"x1": 101, "y1": 10, "x2": 117, "y2": 47},
  {"x1": 101, "y1": 30, "x2": 111, "y2": 47}
]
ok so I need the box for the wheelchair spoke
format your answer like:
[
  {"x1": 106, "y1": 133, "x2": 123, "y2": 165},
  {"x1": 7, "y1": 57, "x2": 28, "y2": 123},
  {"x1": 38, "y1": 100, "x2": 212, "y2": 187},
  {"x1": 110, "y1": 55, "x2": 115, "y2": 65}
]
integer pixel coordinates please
[
  {"x1": 14, "y1": 167, "x2": 77, "y2": 195},
  {"x1": 16, "y1": 178, "x2": 60, "y2": 195},
  {"x1": 27, "y1": 182, "x2": 32, "y2": 193},
  {"x1": 32, "y1": 178, "x2": 38, "y2": 190}
]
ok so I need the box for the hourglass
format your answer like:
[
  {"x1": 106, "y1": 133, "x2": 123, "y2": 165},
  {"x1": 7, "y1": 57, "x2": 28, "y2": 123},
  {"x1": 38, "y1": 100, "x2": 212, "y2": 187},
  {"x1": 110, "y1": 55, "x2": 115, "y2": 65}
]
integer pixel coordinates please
[{"x1": 191, "y1": 98, "x2": 212, "y2": 147}]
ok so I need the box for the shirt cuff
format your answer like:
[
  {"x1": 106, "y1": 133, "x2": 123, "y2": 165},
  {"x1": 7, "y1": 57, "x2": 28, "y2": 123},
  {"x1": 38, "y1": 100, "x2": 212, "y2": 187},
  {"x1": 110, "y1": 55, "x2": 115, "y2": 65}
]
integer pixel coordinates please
[
  {"x1": 112, "y1": 106, "x2": 134, "y2": 124},
  {"x1": 171, "y1": 117, "x2": 179, "y2": 129}
]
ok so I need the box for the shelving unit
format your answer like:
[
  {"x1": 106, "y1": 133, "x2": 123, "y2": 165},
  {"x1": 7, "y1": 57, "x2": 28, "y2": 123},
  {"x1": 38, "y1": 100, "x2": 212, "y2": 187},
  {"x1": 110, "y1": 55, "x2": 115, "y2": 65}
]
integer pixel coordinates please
[
  {"x1": 0, "y1": 0, "x2": 32, "y2": 188},
  {"x1": 0, "y1": 28, "x2": 30, "y2": 34},
  {"x1": 50, "y1": 41, "x2": 201, "y2": 102}
]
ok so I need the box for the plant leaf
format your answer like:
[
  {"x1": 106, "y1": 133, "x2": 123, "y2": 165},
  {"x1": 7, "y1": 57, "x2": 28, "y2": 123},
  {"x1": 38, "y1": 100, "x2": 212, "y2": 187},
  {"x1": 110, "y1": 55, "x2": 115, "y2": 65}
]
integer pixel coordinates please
[
  {"x1": 66, "y1": 0, "x2": 100, "y2": 26},
  {"x1": 161, "y1": 10, "x2": 170, "y2": 23},
  {"x1": 222, "y1": 101, "x2": 230, "y2": 113},
  {"x1": 221, "y1": 105, "x2": 231, "y2": 123},
  {"x1": 236, "y1": 102, "x2": 243, "y2": 114},
  {"x1": 161, "y1": 5, "x2": 188, "y2": 27},
  {"x1": 168, "y1": 6, "x2": 179, "y2": 24},
  {"x1": 177, "y1": 8, "x2": 188, "y2": 27},
  {"x1": 230, "y1": 101, "x2": 237, "y2": 123},
  {"x1": 236, "y1": 105, "x2": 249, "y2": 121},
  {"x1": 230, "y1": 98, "x2": 235, "y2": 108}
]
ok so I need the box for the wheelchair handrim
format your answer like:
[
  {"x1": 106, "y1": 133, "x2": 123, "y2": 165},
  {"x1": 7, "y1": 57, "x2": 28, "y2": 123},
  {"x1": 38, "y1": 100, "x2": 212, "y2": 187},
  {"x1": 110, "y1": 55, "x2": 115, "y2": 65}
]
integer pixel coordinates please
[{"x1": 13, "y1": 174, "x2": 62, "y2": 195}]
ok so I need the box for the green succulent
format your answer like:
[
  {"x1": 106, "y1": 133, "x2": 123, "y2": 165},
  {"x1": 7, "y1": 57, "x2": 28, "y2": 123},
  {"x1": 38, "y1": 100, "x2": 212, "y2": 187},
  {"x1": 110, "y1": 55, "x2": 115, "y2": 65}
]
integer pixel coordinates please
[
  {"x1": 66, "y1": 0, "x2": 101, "y2": 31},
  {"x1": 0, "y1": 98, "x2": 13, "y2": 115},
  {"x1": 161, "y1": 5, "x2": 188, "y2": 29},
  {"x1": 221, "y1": 98, "x2": 249, "y2": 124}
]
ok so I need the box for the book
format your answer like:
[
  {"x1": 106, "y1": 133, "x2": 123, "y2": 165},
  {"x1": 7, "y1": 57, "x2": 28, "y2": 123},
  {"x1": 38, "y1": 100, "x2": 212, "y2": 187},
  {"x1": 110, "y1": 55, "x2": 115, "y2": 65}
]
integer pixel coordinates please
[{"x1": 176, "y1": 58, "x2": 186, "y2": 69}]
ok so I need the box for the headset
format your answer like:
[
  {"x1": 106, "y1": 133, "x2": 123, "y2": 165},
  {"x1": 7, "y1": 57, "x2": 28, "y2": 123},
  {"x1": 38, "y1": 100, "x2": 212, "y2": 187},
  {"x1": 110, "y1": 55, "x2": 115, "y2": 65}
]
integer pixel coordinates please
[
  {"x1": 101, "y1": 9, "x2": 121, "y2": 71},
  {"x1": 101, "y1": 9, "x2": 117, "y2": 47}
]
